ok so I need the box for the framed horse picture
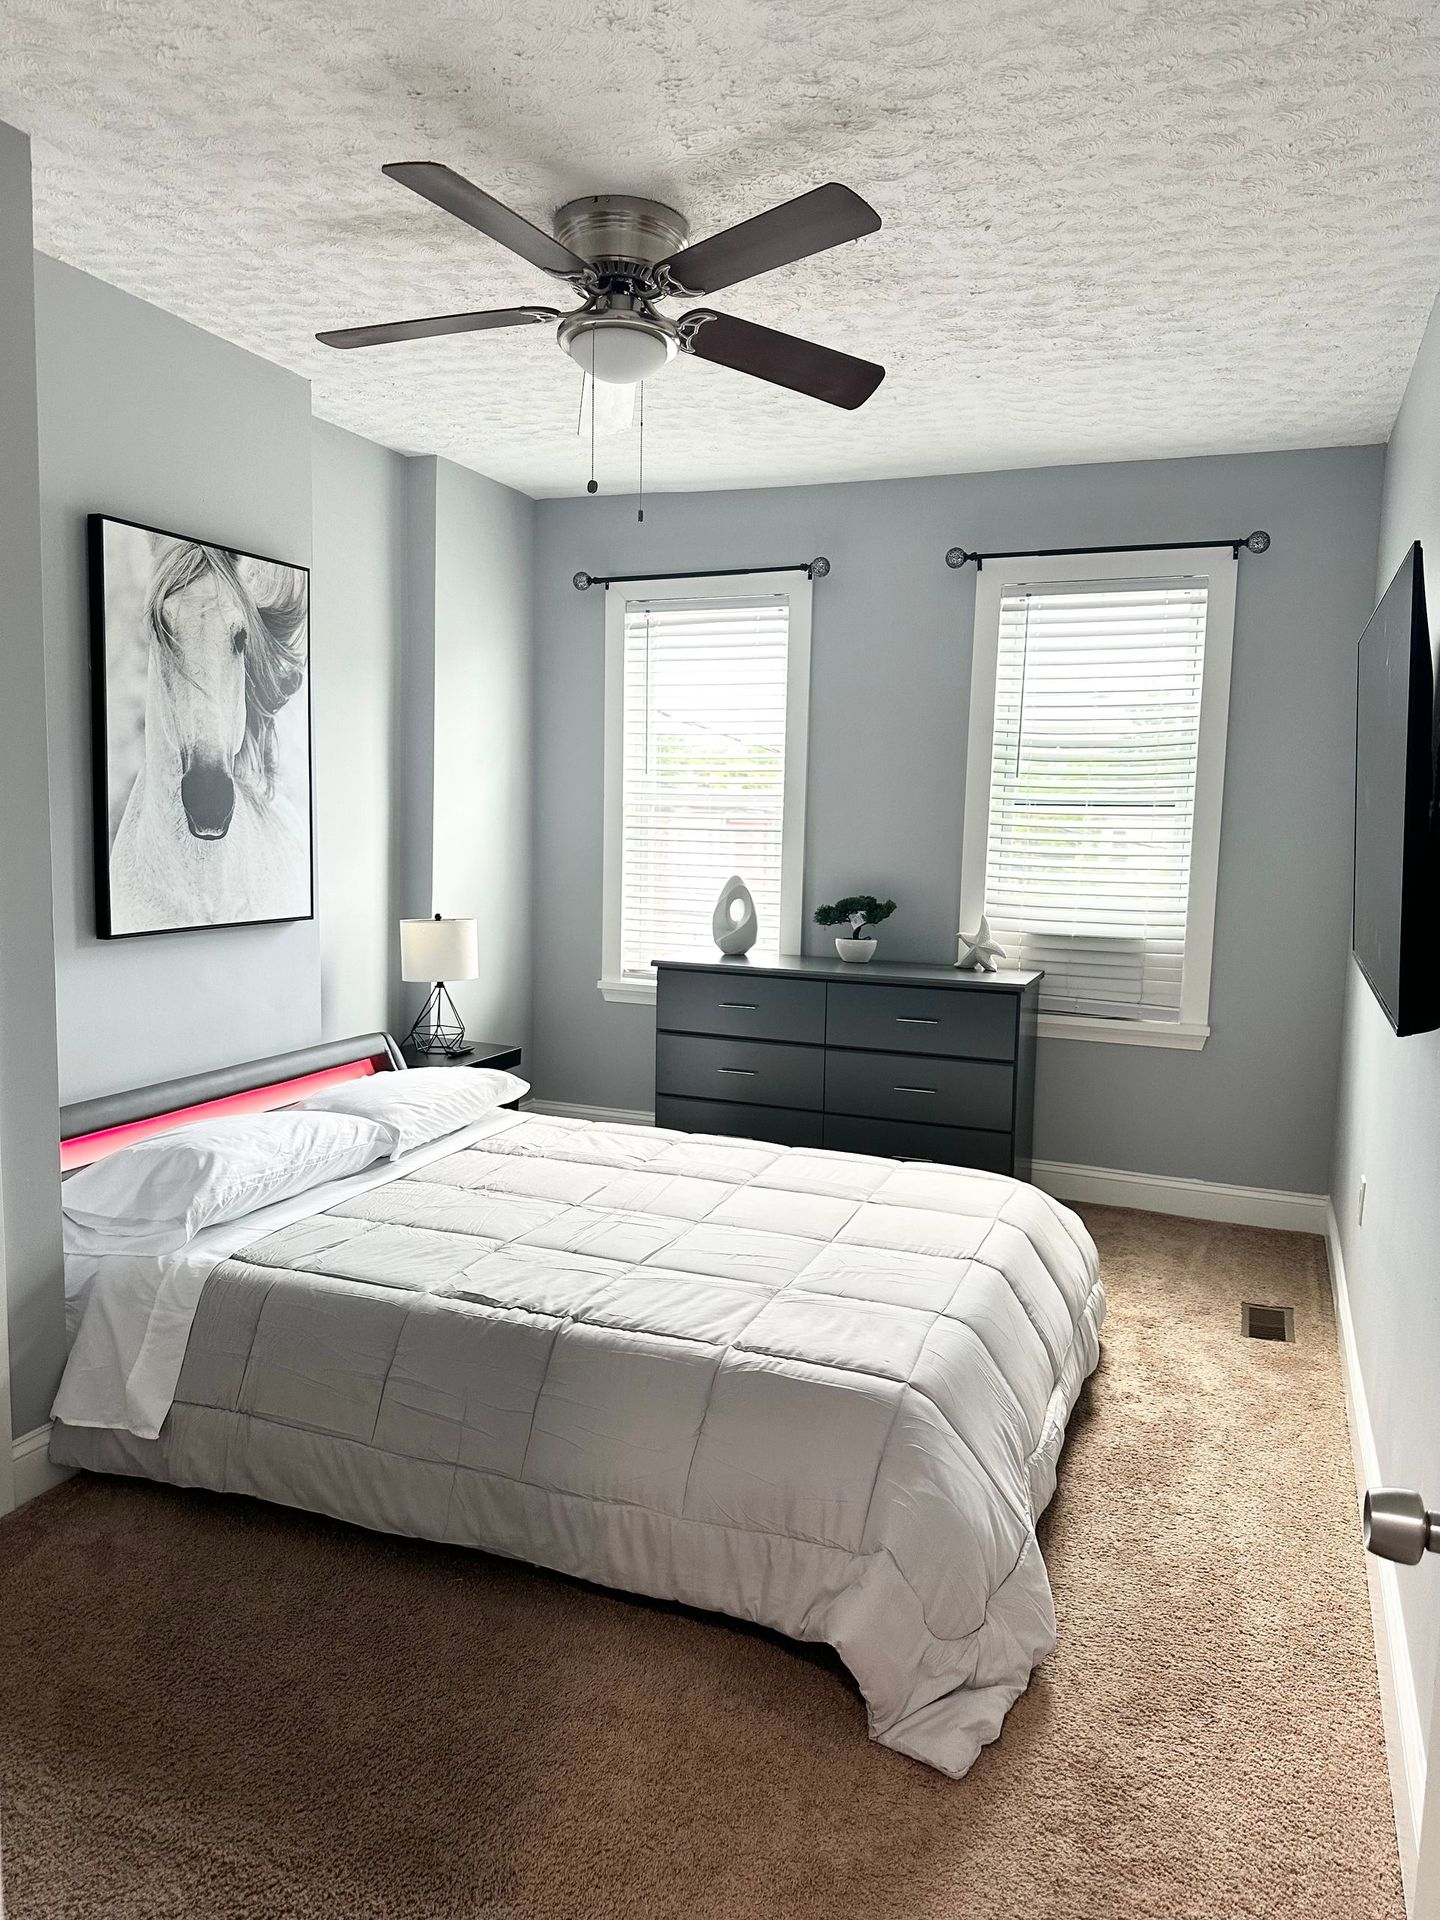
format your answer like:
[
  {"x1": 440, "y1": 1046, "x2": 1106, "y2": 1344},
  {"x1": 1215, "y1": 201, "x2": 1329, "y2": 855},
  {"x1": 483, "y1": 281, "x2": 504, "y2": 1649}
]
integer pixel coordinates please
[{"x1": 88, "y1": 514, "x2": 313, "y2": 938}]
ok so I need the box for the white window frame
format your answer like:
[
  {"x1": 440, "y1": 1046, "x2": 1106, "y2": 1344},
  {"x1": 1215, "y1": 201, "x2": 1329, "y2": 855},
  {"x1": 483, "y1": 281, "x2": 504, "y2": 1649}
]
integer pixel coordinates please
[
  {"x1": 599, "y1": 571, "x2": 812, "y2": 1004},
  {"x1": 960, "y1": 546, "x2": 1237, "y2": 1051}
]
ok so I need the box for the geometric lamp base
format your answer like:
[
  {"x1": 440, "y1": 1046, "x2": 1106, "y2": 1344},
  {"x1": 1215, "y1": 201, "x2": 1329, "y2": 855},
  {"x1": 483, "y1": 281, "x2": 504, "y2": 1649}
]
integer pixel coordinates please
[{"x1": 402, "y1": 981, "x2": 471, "y2": 1058}]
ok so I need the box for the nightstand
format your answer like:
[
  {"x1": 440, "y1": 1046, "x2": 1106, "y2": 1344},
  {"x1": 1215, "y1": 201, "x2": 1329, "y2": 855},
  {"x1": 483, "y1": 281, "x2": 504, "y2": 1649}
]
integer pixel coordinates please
[
  {"x1": 400, "y1": 1041, "x2": 524, "y2": 1107},
  {"x1": 400, "y1": 1041, "x2": 522, "y2": 1073}
]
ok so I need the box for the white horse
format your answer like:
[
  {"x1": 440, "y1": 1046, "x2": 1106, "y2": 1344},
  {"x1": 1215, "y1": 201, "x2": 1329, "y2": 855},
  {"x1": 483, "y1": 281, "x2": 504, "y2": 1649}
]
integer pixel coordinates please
[{"x1": 109, "y1": 541, "x2": 309, "y2": 933}]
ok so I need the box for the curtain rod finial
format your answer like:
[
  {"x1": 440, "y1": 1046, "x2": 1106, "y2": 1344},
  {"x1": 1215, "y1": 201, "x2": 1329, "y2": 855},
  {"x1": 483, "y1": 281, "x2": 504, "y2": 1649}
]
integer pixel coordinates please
[
  {"x1": 573, "y1": 571, "x2": 593, "y2": 591},
  {"x1": 807, "y1": 556, "x2": 830, "y2": 579}
]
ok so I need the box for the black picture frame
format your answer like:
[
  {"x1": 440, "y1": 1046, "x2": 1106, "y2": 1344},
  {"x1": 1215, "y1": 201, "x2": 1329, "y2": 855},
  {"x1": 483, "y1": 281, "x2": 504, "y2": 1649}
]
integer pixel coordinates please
[{"x1": 88, "y1": 512, "x2": 314, "y2": 939}]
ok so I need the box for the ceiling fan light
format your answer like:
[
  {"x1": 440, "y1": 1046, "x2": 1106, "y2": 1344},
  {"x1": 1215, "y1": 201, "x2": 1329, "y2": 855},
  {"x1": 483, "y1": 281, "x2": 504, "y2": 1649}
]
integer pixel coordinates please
[{"x1": 565, "y1": 319, "x2": 674, "y2": 386}]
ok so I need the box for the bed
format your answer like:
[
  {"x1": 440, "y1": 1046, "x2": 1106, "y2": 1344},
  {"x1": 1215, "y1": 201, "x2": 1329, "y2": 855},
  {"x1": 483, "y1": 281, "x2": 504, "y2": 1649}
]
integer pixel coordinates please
[{"x1": 50, "y1": 1033, "x2": 1104, "y2": 1778}]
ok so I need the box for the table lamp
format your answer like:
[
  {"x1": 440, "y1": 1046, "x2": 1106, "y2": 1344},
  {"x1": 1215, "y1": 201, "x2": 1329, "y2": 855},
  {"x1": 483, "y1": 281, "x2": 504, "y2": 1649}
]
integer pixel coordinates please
[{"x1": 400, "y1": 914, "x2": 479, "y2": 1057}]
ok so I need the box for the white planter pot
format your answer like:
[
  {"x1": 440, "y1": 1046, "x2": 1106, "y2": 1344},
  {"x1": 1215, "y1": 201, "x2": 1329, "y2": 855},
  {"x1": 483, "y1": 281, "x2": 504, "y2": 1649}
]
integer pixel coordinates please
[{"x1": 835, "y1": 937, "x2": 878, "y2": 963}]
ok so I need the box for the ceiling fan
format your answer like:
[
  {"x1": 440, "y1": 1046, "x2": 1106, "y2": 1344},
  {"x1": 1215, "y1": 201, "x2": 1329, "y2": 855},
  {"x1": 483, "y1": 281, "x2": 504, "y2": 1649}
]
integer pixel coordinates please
[{"x1": 317, "y1": 166, "x2": 885, "y2": 411}]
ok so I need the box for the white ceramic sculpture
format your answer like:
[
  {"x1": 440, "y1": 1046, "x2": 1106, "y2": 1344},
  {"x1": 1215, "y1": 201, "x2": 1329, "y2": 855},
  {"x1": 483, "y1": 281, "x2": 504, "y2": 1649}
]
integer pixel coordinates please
[
  {"x1": 713, "y1": 875, "x2": 758, "y2": 955},
  {"x1": 957, "y1": 913, "x2": 1007, "y2": 972}
]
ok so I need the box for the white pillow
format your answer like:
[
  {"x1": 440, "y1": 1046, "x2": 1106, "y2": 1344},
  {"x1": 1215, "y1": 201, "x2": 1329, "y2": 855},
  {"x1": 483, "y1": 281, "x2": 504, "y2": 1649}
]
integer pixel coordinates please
[
  {"x1": 297, "y1": 1065, "x2": 528, "y2": 1156},
  {"x1": 62, "y1": 1108, "x2": 399, "y2": 1255}
]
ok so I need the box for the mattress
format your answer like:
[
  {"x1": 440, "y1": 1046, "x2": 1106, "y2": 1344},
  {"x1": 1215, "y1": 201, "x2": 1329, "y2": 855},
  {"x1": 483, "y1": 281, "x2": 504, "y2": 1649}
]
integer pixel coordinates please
[{"x1": 51, "y1": 1110, "x2": 1104, "y2": 1776}]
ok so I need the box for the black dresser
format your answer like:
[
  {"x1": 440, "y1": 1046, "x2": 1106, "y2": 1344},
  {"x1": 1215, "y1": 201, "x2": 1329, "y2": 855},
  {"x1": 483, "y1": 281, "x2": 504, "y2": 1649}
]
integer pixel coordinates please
[{"x1": 654, "y1": 956, "x2": 1042, "y2": 1176}]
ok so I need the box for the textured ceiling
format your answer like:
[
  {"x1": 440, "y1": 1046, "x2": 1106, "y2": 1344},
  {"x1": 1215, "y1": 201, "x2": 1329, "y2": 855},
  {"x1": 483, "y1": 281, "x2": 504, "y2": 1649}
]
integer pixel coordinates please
[{"x1": 2, "y1": 0, "x2": 1439, "y2": 497}]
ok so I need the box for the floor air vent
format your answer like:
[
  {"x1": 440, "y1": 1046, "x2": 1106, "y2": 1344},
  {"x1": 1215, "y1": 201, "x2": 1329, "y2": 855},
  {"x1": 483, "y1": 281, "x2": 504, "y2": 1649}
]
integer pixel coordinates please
[{"x1": 1242, "y1": 1302, "x2": 1294, "y2": 1343}]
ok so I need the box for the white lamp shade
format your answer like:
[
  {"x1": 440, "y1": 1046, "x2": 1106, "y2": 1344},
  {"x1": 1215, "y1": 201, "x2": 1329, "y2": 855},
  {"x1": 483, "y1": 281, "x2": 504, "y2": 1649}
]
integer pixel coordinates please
[{"x1": 400, "y1": 917, "x2": 479, "y2": 983}]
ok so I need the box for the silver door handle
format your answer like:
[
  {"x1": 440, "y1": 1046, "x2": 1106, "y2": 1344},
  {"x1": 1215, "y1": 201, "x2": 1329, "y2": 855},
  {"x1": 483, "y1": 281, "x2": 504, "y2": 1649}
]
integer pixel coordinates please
[
  {"x1": 719, "y1": 1003, "x2": 758, "y2": 1011},
  {"x1": 895, "y1": 1017, "x2": 939, "y2": 1026},
  {"x1": 718, "y1": 1067, "x2": 757, "y2": 1076},
  {"x1": 893, "y1": 1085, "x2": 936, "y2": 1095},
  {"x1": 1364, "y1": 1488, "x2": 1440, "y2": 1564}
]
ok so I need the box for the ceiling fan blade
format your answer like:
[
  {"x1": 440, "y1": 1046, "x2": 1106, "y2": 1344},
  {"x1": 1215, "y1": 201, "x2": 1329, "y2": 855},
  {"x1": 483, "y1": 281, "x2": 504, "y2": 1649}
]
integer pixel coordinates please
[
  {"x1": 658, "y1": 184, "x2": 880, "y2": 295},
  {"x1": 383, "y1": 163, "x2": 589, "y2": 279},
  {"x1": 316, "y1": 306, "x2": 559, "y2": 350},
  {"x1": 681, "y1": 310, "x2": 884, "y2": 410}
]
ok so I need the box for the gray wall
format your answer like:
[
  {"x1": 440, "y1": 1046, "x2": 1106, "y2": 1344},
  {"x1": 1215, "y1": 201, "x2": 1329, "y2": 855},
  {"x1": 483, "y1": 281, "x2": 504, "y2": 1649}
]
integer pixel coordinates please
[
  {"x1": 397, "y1": 456, "x2": 438, "y2": 996},
  {"x1": 5, "y1": 238, "x2": 535, "y2": 1440},
  {"x1": 0, "y1": 123, "x2": 64, "y2": 1443},
  {"x1": 312, "y1": 419, "x2": 408, "y2": 1041},
  {"x1": 532, "y1": 447, "x2": 1383, "y2": 1193},
  {"x1": 36, "y1": 255, "x2": 321, "y2": 1104},
  {"x1": 1331, "y1": 289, "x2": 1440, "y2": 1754},
  {"x1": 397, "y1": 455, "x2": 535, "y2": 1060}
]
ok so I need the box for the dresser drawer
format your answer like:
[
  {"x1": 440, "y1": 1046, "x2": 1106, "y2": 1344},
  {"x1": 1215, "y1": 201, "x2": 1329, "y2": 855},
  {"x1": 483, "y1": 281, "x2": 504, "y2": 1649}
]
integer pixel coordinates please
[
  {"x1": 656, "y1": 1032, "x2": 824, "y2": 1111},
  {"x1": 657, "y1": 968, "x2": 826, "y2": 1043},
  {"x1": 823, "y1": 1113, "x2": 1013, "y2": 1174},
  {"x1": 656, "y1": 1095, "x2": 822, "y2": 1148},
  {"x1": 825, "y1": 982, "x2": 1017, "y2": 1061},
  {"x1": 824, "y1": 1047, "x2": 1014, "y2": 1132}
]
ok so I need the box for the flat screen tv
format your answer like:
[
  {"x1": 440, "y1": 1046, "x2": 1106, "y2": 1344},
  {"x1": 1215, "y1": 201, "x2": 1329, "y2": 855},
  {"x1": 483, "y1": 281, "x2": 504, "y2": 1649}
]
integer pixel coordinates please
[{"x1": 1353, "y1": 541, "x2": 1440, "y2": 1036}]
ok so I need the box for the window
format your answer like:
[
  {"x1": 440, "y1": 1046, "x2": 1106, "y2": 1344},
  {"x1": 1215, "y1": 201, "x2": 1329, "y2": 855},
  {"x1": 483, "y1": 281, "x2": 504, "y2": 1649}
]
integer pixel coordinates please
[
  {"x1": 960, "y1": 547, "x2": 1236, "y2": 1049},
  {"x1": 600, "y1": 572, "x2": 811, "y2": 1002}
]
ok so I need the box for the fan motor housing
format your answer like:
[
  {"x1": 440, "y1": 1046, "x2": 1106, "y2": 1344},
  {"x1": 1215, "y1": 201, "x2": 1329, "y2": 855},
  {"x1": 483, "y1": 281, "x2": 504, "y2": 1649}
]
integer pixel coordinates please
[{"x1": 553, "y1": 194, "x2": 689, "y2": 271}]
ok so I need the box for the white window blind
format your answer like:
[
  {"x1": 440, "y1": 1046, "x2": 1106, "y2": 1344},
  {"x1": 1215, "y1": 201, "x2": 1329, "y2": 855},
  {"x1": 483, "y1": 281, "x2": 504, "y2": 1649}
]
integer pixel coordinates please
[
  {"x1": 616, "y1": 593, "x2": 792, "y2": 979},
  {"x1": 982, "y1": 576, "x2": 1210, "y2": 1020}
]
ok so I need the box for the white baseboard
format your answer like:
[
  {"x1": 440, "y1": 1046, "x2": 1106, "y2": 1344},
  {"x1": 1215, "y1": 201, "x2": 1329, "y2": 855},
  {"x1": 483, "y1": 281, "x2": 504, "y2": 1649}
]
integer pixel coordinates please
[
  {"x1": 1034, "y1": 1159, "x2": 1329, "y2": 1233},
  {"x1": 10, "y1": 1423, "x2": 72, "y2": 1509},
  {"x1": 1324, "y1": 1203, "x2": 1424, "y2": 1906}
]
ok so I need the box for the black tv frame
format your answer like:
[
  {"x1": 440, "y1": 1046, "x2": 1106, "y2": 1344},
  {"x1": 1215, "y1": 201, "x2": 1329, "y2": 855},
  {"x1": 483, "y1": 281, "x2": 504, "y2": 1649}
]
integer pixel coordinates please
[{"x1": 1352, "y1": 541, "x2": 1440, "y2": 1037}]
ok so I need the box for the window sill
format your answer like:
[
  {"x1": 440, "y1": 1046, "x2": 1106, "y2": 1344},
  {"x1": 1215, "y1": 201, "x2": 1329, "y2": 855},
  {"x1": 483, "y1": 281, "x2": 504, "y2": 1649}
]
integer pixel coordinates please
[
  {"x1": 598, "y1": 976, "x2": 658, "y2": 1006},
  {"x1": 1037, "y1": 1013, "x2": 1209, "y2": 1051}
]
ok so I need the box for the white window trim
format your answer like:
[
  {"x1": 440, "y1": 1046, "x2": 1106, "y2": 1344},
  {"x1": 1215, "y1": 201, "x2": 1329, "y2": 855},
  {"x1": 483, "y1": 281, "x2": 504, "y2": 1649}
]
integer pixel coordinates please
[
  {"x1": 598, "y1": 571, "x2": 812, "y2": 1005},
  {"x1": 960, "y1": 545, "x2": 1237, "y2": 1049}
]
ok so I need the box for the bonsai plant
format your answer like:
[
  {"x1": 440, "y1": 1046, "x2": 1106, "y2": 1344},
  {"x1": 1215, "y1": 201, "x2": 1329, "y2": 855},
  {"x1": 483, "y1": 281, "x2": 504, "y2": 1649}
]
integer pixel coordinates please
[{"x1": 813, "y1": 894, "x2": 897, "y2": 962}]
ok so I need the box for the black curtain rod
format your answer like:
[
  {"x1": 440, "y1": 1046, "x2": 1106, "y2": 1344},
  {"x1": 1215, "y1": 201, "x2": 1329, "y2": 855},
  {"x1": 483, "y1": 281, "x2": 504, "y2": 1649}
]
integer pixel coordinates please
[
  {"x1": 572, "y1": 557, "x2": 830, "y2": 591},
  {"x1": 944, "y1": 532, "x2": 1271, "y2": 572}
]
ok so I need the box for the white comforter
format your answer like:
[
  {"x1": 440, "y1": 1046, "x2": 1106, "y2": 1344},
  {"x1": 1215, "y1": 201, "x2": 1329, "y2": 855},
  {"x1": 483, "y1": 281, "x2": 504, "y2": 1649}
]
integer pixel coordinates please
[{"x1": 52, "y1": 1112, "x2": 1104, "y2": 1776}]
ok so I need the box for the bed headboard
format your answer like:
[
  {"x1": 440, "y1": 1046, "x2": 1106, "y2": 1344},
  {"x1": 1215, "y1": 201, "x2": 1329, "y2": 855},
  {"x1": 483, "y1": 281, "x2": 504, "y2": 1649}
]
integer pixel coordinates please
[{"x1": 59, "y1": 1032, "x2": 406, "y2": 1172}]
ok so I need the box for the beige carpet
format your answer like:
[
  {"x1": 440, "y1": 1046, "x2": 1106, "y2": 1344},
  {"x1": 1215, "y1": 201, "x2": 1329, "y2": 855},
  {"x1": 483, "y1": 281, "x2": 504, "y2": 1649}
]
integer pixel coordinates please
[{"x1": 0, "y1": 1208, "x2": 1406, "y2": 1920}]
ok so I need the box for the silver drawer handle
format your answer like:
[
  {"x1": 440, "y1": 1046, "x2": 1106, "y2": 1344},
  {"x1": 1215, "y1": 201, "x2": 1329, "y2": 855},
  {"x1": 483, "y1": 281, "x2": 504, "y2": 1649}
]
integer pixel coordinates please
[
  {"x1": 895, "y1": 1016, "x2": 939, "y2": 1025},
  {"x1": 719, "y1": 1002, "x2": 758, "y2": 1011},
  {"x1": 894, "y1": 1085, "x2": 936, "y2": 1095},
  {"x1": 718, "y1": 1067, "x2": 757, "y2": 1076}
]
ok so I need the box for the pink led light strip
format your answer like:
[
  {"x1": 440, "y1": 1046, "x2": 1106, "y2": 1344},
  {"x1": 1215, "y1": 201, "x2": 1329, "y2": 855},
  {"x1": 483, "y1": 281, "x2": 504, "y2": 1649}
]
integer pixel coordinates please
[{"x1": 60, "y1": 1056, "x2": 389, "y2": 1172}]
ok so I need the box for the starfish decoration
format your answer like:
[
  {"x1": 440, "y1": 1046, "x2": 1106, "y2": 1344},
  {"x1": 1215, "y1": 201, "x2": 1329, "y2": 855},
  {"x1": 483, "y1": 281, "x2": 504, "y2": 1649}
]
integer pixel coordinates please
[{"x1": 957, "y1": 913, "x2": 1007, "y2": 972}]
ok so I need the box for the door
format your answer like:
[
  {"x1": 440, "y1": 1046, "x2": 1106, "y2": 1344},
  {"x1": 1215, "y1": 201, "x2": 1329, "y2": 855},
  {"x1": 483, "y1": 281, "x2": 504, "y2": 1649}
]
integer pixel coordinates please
[
  {"x1": 1366, "y1": 1491, "x2": 1440, "y2": 1916},
  {"x1": 1420, "y1": 1673, "x2": 1440, "y2": 1920}
]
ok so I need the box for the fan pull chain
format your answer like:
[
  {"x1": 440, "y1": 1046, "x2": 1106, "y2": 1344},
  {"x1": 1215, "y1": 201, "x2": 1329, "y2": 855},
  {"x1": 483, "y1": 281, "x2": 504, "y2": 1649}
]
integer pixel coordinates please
[
  {"x1": 586, "y1": 345, "x2": 598, "y2": 494},
  {"x1": 637, "y1": 382, "x2": 645, "y2": 524}
]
